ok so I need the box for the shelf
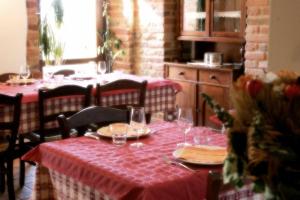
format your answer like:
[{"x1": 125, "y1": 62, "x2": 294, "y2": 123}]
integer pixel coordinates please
[
  {"x1": 214, "y1": 11, "x2": 241, "y2": 19},
  {"x1": 185, "y1": 11, "x2": 206, "y2": 19},
  {"x1": 178, "y1": 35, "x2": 245, "y2": 43}
]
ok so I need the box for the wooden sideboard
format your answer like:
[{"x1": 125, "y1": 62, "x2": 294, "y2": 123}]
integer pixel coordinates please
[{"x1": 164, "y1": 62, "x2": 242, "y2": 127}]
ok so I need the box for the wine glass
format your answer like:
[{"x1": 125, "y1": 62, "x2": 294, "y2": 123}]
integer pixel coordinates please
[
  {"x1": 129, "y1": 107, "x2": 146, "y2": 148},
  {"x1": 19, "y1": 65, "x2": 31, "y2": 85},
  {"x1": 175, "y1": 107, "x2": 193, "y2": 147},
  {"x1": 97, "y1": 61, "x2": 107, "y2": 75}
]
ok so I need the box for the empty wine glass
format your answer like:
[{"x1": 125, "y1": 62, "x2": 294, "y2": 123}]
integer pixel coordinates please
[
  {"x1": 19, "y1": 65, "x2": 31, "y2": 85},
  {"x1": 175, "y1": 107, "x2": 193, "y2": 147},
  {"x1": 130, "y1": 107, "x2": 146, "y2": 148},
  {"x1": 97, "y1": 61, "x2": 107, "y2": 75}
]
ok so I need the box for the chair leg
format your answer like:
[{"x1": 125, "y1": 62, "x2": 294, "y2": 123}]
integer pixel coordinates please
[
  {"x1": 20, "y1": 159, "x2": 25, "y2": 187},
  {"x1": 7, "y1": 160, "x2": 15, "y2": 200},
  {"x1": 0, "y1": 162, "x2": 5, "y2": 193}
]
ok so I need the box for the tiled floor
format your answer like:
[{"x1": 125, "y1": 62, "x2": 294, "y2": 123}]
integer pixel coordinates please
[{"x1": 0, "y1": 159, "x2": 36, "y2": 200}]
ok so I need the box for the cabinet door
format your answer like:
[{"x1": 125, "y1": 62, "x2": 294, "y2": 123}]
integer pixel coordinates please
[
  {"x1": 199, "y1": 84, "x2": 230, "y2": 127},
  {"x1": 167, "y1": 65, "x2": 197, "y2": 124},
  {"x1": 211, "y1": 0, "x2": 245, "y2": 38},
  {"x1": 180, "y1": 0, "x2": 209, "y2": 37},
  {"x1": 198, "y1": 70, "x2": 231, "y2": 127}
]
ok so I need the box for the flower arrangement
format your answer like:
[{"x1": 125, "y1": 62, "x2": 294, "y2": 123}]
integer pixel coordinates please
[{"x1": 202, "y1": 71, "x2": 300, "y2": 199}]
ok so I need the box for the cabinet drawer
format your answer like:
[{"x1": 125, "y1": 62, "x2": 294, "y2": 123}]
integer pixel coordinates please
[
  {"x1": 199, "y1": 70, "x2": 231, "y2": 85},
  {"x1": 168, "y1": 67, "x2": 197, "y2": 82}
]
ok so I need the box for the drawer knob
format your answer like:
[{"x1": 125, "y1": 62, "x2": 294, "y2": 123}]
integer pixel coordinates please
[
  {"x1": 209, "y1": 75, "x2": 217, "y2": 80},
  {"x1": 179, "y1": 72, "x2": 185, "y2": 76}
]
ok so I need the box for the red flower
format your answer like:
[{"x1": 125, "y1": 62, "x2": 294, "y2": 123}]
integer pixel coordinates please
[
  {"x1": 246, "y1": 79, "x2": 263, "y2": 98},
  {"x1": 284, "y1": 84, "x2": 300, "y2": 99}
]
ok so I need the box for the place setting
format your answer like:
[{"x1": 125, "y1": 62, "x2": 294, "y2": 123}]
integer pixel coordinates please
[
  {"x1": 85, "y1": 107, "x2": 152, "y2": 147},
  {"x1": 6, "y1": 65, "x2": 36, "y2": 86},
  {"x1": 166, "y1": 106, "x2": 227, "y2": 169}
]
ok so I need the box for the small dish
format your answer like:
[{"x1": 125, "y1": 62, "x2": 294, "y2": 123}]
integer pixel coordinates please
[{"x1": 173, "y1": 145, "x2": 227, "y2": 165}]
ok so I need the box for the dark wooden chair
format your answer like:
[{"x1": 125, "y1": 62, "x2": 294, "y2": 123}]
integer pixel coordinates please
[
  {"x1": 0, "y1": 93, "x2": 23, "y2": 200},
  {"x1": 96, "y1": 79, "x2": 148, "y2": 122},
  {"x1": 58, "y1": 106, "x2": 129, "y2": 137},
  {"x1": 206, "y1": 170, "x2": 233, "y2": 200},
  {"x1": 0, "y1": 73, "x2": 18, "y2": 83},
  {"x1": 25, "y1": 85, "x2": 92, "y2": 143},
  {"x1": 53, "y1": 69, "x2": 75, "y2": 77}
]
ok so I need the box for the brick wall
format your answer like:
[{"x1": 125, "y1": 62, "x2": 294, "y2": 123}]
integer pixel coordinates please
[
  {"x1": 109, "y1": 0, "x2": 178, "y2": 77},
  {"x1": 244, "y1": 0, "x2": 270, "y2": 76},
  {"x1": 26, "y1": 0, "x2": 40, "y2": 77}
]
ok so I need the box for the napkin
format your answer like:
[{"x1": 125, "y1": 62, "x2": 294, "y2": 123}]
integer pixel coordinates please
[{"x1": 177, "y1": 146, "x2": 227, "y2": 164}]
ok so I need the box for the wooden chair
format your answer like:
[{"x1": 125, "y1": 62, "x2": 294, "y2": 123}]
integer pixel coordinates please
[
  {"x1": 26, "y1": 85, "x2": 92, "y2": 143},
  {"x1": 58, "y1": 106, "x2": 129, "y2": 137},
  {"x1": 53, "y1": 69, "x2": 75, "y2": 77},
  {"x1": 96, "y1": 79, "x2": 148, "y2": 122},
  {"x1": 0, "y1": 93, "x2": 23, "y2": 200},
  {"x1": 0, "y1": 73, "x2": 18, "y2": 83}
]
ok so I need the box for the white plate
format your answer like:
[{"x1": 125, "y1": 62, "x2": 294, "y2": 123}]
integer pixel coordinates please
[
  {"x1": 6, "y1": 78, "x2": 36, "y2": 85},
  {"x1": 96, "y1": 123, "x2": 151, "y2": 139},
  {"x1": 172, "y1": 145, "x2": 227, "y2": 165}
]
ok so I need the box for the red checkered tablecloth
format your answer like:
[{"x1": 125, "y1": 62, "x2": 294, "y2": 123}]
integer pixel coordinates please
[
  {"x1": 23, "y1": 121, "x2": 262, "y2": 200},
  {"x1": 0, "y1": 79, "x2": 179, "y2": 134}
]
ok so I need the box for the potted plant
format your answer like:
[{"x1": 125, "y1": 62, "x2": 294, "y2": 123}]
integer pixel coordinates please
[
  {"x1": 39, "y1": 0, "x2": 64, "y2": 65},
  {"x1": 97, "y1": 0, "x2": 125, "y2": 73}
]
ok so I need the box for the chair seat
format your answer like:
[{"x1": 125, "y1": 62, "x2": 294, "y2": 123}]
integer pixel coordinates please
[
  {"x1": 0, "y1": 139, "x2": 9, "y2": 153},
  {"x1": 25, "y1": 128, "x2": 78, "y2": 143}
]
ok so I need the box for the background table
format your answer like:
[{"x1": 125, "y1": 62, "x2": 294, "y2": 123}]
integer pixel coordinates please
[
  {"x1": 23, "y1": 121, "x2": 258, "y2": 200},
  {"x1": 0, "y1": 73, "x2": 180, "y2": 134}
]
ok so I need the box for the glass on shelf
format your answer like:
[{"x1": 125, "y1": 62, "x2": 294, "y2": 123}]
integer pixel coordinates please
[
  {"x1": 183, "y1": 0, "x2": 206, "y2": 32},
  {"x1": 213, "y1": 0, "x2": 241, "y2": 33}
]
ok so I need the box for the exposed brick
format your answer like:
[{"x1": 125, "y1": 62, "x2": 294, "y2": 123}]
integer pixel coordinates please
[
  {"x1": 245, "y1": 43, "x2": 258, "y2": 51},
  {"x1": 245, "y1": 60, "x2": 258, "y2": 68},
  {"x1": 245, "y1": 68, "x2": 266, "y2": 77},
  {"x1": 245, "y1": 34, "x2": 269, "y2": 43},
  {"x1": 245, "y1": 51, "x2": 266, "y2": 61},
  {"x1": 258, "y1": 61, "x2": 268, "y2": 69},
  {"x1": 247, "y1": 0, "x2": 269, "y2": 7}
]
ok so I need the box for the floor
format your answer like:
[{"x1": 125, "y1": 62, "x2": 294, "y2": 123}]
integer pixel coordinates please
[{"x1": 0, "y1": 159, "x2": 36, "y2": 200}]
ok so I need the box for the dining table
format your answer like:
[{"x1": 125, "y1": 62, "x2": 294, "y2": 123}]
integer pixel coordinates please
[
  {"x1": 0, "y1": 72, "x2": 181, "y2": 135},
  {"x1": 22, "y1": 121, "x2": 258, "y2": 200}
]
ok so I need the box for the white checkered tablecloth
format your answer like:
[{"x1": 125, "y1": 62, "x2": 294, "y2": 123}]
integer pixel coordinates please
[{"x1": 0, "y1": 84, "x2": 177, "y2": 134}]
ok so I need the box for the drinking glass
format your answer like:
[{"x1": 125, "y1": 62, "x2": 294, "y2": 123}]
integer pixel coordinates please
[
  {"x1": 97, "y1": 61, "x2": 107, "y2": 75},
  {"x1": 130, "y1": 107, "x2": 146, "y2": 148},
  {"x1": 19, "y1": 65, "x2": 31, "y2": 85},
  {"x1": 110, "y1": 123, "x2": 128, "y2": 146},
  {"x1": 175, "y1": 107, "x2": 193, "y2": 147}
]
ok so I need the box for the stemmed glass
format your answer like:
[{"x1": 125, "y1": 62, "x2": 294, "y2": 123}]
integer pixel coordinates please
[
  {"x1": 130, "y1": 107, "x2": 146, "y2": 148},
  {"x1": 175, "y1": 107, "x2": 193, "y2": 147},
  {"x1": 19, "y1": 65, "x2": 31, "y2": 85},
  {"x1": 97, "y1": 61, "x2": 107, "y2": 75}
]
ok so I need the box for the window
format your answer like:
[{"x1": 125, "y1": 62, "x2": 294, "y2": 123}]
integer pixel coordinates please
[{"x1": 40, "y1": 0, "x2": 98, "y2": 61}]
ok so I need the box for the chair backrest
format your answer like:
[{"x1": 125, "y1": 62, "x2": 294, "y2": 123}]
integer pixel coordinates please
[
  {"x1": 38, "y1": 85, "x2": 92, "y2": 141},
  {"x1": 57, "y1": 106, "x2": 129, "y2": 137},
  {"x1": 0, "y1": 73, "x2": 18, "y2": 83},
  {"x1": 0, "y1": 93, "x2": 22, "y2": 152},
  {"x1": 96, "y1": 79, "x2": 147, "y2": 109},
  {"x1": 53, "y1": 69, "x2": 75, "y2": 77}
]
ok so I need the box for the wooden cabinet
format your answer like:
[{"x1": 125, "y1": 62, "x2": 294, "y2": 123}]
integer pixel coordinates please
[
  {"x1": 164, "y1": 62, "x2": 240, "y2": 126},
  {"x1": 179, "y1": 0, "x2": 246, "y2": 43}
]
